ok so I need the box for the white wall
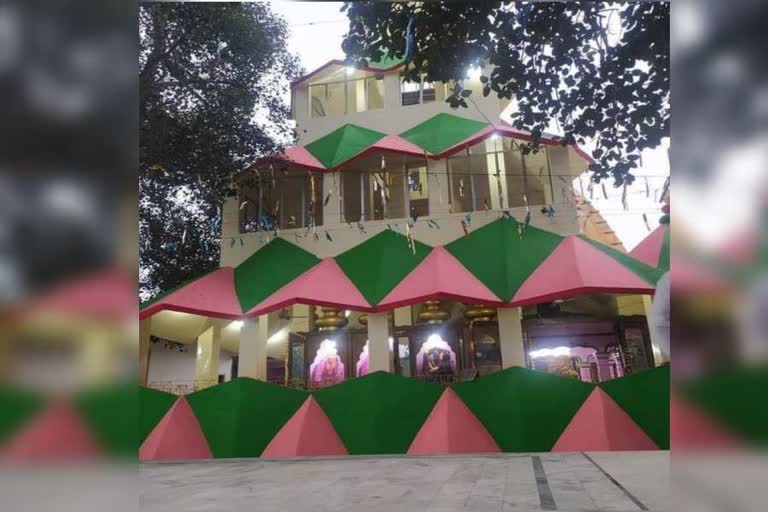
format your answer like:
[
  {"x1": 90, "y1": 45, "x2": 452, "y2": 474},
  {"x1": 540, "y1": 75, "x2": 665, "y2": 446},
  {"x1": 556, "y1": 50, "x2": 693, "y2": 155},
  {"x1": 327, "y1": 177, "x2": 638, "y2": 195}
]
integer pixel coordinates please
[{"x1": 146, "y1": 341, "x2": 234, "y2": 385}]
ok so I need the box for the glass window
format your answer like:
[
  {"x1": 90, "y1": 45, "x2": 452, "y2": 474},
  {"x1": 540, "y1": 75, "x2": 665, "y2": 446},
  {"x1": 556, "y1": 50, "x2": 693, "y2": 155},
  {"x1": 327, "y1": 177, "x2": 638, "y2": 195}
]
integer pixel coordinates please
[
  {"x1": 523, "y1": 148, "x2": 551, "y2": 206},
  {"x1": 239, "y1": 172, "x2": 322, "y2": 232},
  {"x1": 407, "y1": 165, "x2": 429, "y2": 218},
  {"x1": 401, "y1": 75, "x2": 448, "y2": 106},
  {"x1": 308, "y1": 74, "x2": 384, "y2": 118},
  {"x1": 448, "y1": 154, "x2": 472, "y2": 214}
]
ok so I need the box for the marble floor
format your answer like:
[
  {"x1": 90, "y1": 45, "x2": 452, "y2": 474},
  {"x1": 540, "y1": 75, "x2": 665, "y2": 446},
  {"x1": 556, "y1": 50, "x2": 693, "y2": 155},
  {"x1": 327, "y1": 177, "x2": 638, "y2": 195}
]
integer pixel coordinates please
[{"x1": 140, "y1": 451, "x2": 669, "y2": 512}]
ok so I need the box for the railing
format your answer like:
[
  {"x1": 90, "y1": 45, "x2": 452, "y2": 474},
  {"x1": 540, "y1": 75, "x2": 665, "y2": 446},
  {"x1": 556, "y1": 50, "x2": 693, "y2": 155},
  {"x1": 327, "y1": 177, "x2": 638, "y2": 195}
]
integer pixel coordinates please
[{"x1": 148, "y1": 379, "x2": 218, "y2": 395}]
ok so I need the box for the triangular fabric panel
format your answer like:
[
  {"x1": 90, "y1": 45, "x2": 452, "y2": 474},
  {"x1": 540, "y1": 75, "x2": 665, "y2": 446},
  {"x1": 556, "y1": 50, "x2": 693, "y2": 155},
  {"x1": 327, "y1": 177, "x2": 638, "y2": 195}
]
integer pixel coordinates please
[
  {"x1": 186, "y1": 378, "x2": 309, "y2": 458},
  {"x1": 139, "y1": 386, "x2": 179, "y2": 445},
  {"x1": 435, "y1": 125, "x2": 496, "y2": 157},
  {"x1": 279, "y1": 145, "x2": 327, "y2": 170},
  {"x1": 408, "y1": 388, "x2": 500, "y2": 455},
  {"x1": 453, "y1": 367, "x2": 594, "y2": 452},
  {"x1": 74, "y1": 383, "x2": 139, "y2": 458},
  {"x1": 304, "y1": 124, "x2": 387, "y2": 169},
  {"x1": 140, "y1": 397, "x2": 212, "y2": 461},
  {"x1": 670, "y1": 393, "x2": 742, "y2": 452},
  {"x1": 552, "y1": 388, "x2": 658, "y2": 452},
  {"x1": 0, "y1": 386, "x2": 45, "y2": 444},
  {"x1": 400, "y1": 113, "x2": 489, "y2": 155},
  {"x1": 313, "y1": 372, "x2": 443, "y2": 454},
  {"x1": 2, "y1": 400, "x2": 102, "y2": 461},
  {"x1": 247, "y1": 259, "x2": 371, "y2": 316},
  {"x1": 680, "y1": 365, "x2": 768, "y2": 446},
  {"x1": 630, "y1": 225, "x2": 667, "y2": 269},
  {"x1": 600, "y1": 364, "x2": 670, "y2": 449},
  {"x1": 445, "y1": 218, "x2": 564, "y2": 302},
  {"x1": 378, "y1": 246, "x2": 502, "y2": 309},
  {"x1": 261, "y1": 396, "x2": 348, "y2": 458},
  {"x1": 512, "y1": 236, "x2": 654, "y2": 306},
  {"x1": 335, "y1": 230, "x2": 432, "y2": 306},
  {"x1": 234, "y1": 237, "x2": 320, "y2": 312},
  {"x1": 579, "y1": 235, "x2": 663, "y2": 284},
  {"x1": 140, "y1": 267, "x2": 242, "y2": 320},
  {"x1": 372, "y1": 134, "x2": 427, "y2": 157}
]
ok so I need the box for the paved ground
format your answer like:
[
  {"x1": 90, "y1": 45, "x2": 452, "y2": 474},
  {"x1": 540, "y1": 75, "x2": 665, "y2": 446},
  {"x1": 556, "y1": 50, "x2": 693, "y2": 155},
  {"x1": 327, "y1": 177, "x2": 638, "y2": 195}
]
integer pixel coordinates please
[{"x1": 140, "y1": 451, "x2": 669, "y2": 512}]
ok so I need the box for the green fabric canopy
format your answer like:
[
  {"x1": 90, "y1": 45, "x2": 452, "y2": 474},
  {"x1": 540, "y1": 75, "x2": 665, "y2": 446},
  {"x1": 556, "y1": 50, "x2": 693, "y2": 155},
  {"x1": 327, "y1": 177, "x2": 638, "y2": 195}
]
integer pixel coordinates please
[
  {"x1": 454, "y1": 367, "x2": 595, "y2": 452},
  {"x1": 74, "y1": 383, "x2": 137, "y2": 458},
  {"x1": 186, "y1": 378, "x2": 309, "y2": 458},
  {"x1": 579, "y1": 235, "x2": 663, "y2": 284},
  {"x1": 139, "y1": 386, "x2": 179, "y2": 445},
  {"x1": 400, "y1": 113, "x2": 489, "y2": 154},
  {"x1": 235, "y1": 237, "x2": 320, "y2": 312},
  {"x1": 313, "y1": 371, "x2": 443, "y2": 454},
  {"x1": 600, "y1": 364, "x2": 670, "y2": 449},
  {"x1": 445, "y1": 217, "x2": 564, "y2": 302},
  {"x1": 304, "y1": 124, "x2": 387, "y2": 169},
  {"x1": 0, "y1": 386, "x2": 45, "y2": 444},
  {"x1": 335, "y1": 229, "x2": 432, "y2": 305}
]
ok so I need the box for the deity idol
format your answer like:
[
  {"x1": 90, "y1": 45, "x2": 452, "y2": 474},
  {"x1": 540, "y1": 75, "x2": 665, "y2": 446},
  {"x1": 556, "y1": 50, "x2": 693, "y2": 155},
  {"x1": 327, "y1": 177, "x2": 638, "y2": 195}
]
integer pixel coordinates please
[
  {"x1": 309, "y1": 339, "x2": 345, "y2": 387},
  {"x1": 356, "y1": 343, "x2": 369, "y2": 377},
  {"x1": 415, "y1": 334, "x2": 456, "y2": 379}
]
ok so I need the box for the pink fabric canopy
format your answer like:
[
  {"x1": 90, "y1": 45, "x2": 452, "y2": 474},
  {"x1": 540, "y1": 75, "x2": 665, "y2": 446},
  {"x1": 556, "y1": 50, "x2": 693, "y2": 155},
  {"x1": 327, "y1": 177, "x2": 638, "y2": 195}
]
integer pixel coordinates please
[
  {"x1": 371, "y1": 134, "x2": 428, "y2": 157},
  {"x1": 552, "y1": 388, "x2": 657, "y2": 452},
  {"x1": 670, "y1": 394, "x2": 742, "y2": 452},
  {"x1": 511, "y1": 236, "x2": 654, "y2": 306},
  {"x1": 246, "y1": 259, "x2": 372, "y2": 317},
  {"x1": 630, "y1": 225, "x2": 666, "y2": 267},
  {"x1": 377, "y1": 246, "x2": 503, "y2": 310},
  {"x1": 140, "y1": 397, "x2": 212, "y2": 461},
  {"x1": 408, "y1": 388, "x2": 500, "y2": 455},
  {"x1": 261, "y1": 396, "x2": 348, "y2": 458},
  {"x1": 1, "y1": 401, "x2": 102, "y2": 462},
  {"x1": 139, "y1": 267, "x2": 243, "y2": 320}
]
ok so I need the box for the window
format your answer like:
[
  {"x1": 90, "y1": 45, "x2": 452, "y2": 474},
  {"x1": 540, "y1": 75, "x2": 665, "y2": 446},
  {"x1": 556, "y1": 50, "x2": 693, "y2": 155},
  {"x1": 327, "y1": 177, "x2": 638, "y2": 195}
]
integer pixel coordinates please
[
  {"x1": 447, "y1": 139, "x2": 553, "y2": 213},
  {"x1": 239, "y1": 172, "x2": 323, "y2": 233},
  {"x1": 341, "y1": 154, "x2": 429, "y2": 223},
  {"x1": 400, "y1": 75, "x2": 449, "y2": 106},
  {"x1": 308, "y1": 71, "x2": 384, "y2": 118}
]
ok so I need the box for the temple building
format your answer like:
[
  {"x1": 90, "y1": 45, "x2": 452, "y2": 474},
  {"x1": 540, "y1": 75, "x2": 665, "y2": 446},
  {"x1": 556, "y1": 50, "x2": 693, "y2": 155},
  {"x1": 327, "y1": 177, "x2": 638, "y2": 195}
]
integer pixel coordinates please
[{"x1": 139, "y1": 58, "x2": 669, "y2": 395}]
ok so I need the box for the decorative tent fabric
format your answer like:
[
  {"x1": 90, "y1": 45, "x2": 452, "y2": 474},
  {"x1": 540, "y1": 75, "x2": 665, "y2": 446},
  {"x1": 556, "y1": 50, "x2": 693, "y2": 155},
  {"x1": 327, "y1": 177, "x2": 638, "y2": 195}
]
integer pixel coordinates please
[
  {"x1": 630, "y1": 224, "x2": 670, "y2": 272},
  {"x1": 334, "y1": 229, "x2": 432, "y2": 306},
  {"x1": 140, "y1": 217, "x2": 662, "y2": 320},
  {"x1": 399, "y1": 113, "x2": 490, "y2": 155},
  {"x1": 304, "y1": 124, "x2": 387, "y2": 169}
]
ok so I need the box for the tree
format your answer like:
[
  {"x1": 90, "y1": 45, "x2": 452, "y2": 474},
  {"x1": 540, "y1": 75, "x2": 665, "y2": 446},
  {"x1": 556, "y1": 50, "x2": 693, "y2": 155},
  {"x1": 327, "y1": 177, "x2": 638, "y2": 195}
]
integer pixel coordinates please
[
  {"x1": 139, "y1": 2, "x2": 300, "y2": 300},
  {"x1": 342, "y1": 1, "x2": 669, "y2": 185}
]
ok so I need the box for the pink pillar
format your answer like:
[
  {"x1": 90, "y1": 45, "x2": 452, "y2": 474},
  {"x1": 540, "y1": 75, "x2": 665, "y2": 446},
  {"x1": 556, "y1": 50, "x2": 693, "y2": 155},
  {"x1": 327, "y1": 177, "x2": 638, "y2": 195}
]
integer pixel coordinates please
[{"x1": 595, "y1": 353, "x2": 612, "y2": 382}]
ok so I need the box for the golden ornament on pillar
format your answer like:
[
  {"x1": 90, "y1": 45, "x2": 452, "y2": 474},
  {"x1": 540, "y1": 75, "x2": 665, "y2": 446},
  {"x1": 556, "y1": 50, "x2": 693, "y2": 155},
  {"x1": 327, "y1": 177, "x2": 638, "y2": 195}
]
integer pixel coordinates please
[
  {"x1": 315, "y1": 307, "x2": 348, "y2": 332},
  {"x1": 358, "y1": 312, "x2": 368, "y2": 326},
  {"x1": 464, "y1": 304, "x2": 497, "y2": 323},
  {"x1": 417, "y1": 301, "x2": 449, "y2": 324}
]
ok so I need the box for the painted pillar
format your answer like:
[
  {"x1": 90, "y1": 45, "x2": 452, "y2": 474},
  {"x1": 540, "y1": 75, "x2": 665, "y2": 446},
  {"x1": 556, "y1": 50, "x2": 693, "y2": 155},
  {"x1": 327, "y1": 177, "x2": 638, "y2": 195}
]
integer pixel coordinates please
[
  {"x1": 367, "y1": 312, "x2": 391, "y2": 373},
  {"x1": 239, "y1": 316, "x2": 268, "y2": 381},
  {"x1": 595, "y1": 353, "x2": 612, "y2": 382},
  {"x1": 497, "y1": 307, "x2": 526, "y2": 368},
  {"x1": 322, "y1": 171, "x2": 343, "y2": 226},
  {"x1": 195, "y1": 323, "x2": 222, "y2": 389},
  {"x1": 427, "y1": 159, "x2": 451, "y2": 217},
  {"x1": 79, "y1": 327, "x2": 117, "y2": 385},
  {"x1": 139, "y1": 317, "x2": 152, "y2": 386}
]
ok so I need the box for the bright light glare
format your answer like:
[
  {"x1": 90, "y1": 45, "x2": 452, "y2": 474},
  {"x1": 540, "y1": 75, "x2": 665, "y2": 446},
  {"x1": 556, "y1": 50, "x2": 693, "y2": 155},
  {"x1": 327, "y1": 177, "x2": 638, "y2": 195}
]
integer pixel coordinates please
[
  {"x1": 267, "y1": 326, "x2": 289, "y2": 344},
  {"x1": 466, "y1": 66, "x2": 482, "y2": 80},
  {"x1": 345, "y1": 66, "x2": 355, "y2": 76},
  {"x1": 228, "y1": 320, "x2": 243, "y2": 330},
  {"x1": 529, "y1": 346, "x2": 571, "y2": 359}
]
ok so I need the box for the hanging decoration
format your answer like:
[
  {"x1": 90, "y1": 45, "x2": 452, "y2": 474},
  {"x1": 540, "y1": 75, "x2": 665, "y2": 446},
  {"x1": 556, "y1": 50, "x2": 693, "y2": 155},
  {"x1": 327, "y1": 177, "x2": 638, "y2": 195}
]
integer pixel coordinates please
[
  {"x1": 325, "y1": 231, "x2": 333, "y2": 242},
  {"x1": 239, "y1": 200, "x2": 248, "y2": 210},
  {"x1": 621, "y1": 183, "x2": 629, "y2": 211},
  {"x1": 406, "y1": 219, "x2": 416, "y2": 254},
  {"x1": 660, "y1": 176, "x2": 670, "y2": 204},
  {"x1": 357, "y1": 220, "x2": 366, "y2": 235},
  {"x1": 601, "y1": 182, "x2": 608, "y2": 200},
  {"x1": 644, "y1": 177, "x2": 650, "y2": 198},
  {"x1": 588, "y1": 180, "x2": 594, "y2": 200},
  {"x1": 181, "y1": 226, "x2": 187, "y2": 247},
  {"x1": 483, "y1": 198, "x2": 490, "y2": 213},
  {"x1": 460, "y1": 218, "x2": 470, "y2": 237},
  {"x1": 642, "y1": 213, "x2": 651, "y2": 232},
  {"x1": 501, "y1": 210, "x2": 513, "y2": 221},
  {"x1": 540, "y1": 206, "x2": 555, "y2": 218},
  {"x1": 459, "y1": 178, "x2": 465, "y2": 197},
  {"x1": 404, "y1": 15, "x2": 416, "y2": 65}
]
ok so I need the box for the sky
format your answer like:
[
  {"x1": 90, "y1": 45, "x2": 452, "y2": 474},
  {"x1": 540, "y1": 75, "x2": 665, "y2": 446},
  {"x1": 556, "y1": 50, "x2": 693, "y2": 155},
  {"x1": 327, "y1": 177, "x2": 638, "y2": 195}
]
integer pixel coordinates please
[{"x1": 267, "y1": 0, "x2": 671, "y2": 251}]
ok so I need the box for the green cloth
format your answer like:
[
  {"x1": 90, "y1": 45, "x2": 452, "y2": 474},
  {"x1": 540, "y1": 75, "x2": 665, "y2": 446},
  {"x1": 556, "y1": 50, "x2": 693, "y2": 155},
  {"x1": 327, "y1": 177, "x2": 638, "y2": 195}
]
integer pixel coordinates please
[
  {"x1": 445, "y1": 218, "x2": 563, "y2": 301},
  {"x1": 454, "y1": 367, "x2": 595, "y2": 452},
  {"x1": 234, "y1": 237, "x2": 320, "y2": 312},
  {"x1": 0, "y1": 386, "x2": 45, "y2": 444},
  {"x1": 139, "y1": 386, "x2": 178, "y2": 444},
  {"x1": 304, "y1": 124, "x2": 387, "y2": 169},
  {"x1": 400, "y1": 113, "x2": 489, "y2": 154},
  {"x1": 368, "y1": 54, "x2": 404, "y2": 70},
  {"x1": 682, "y1": 365, "x2": 768, "y2": 445},
  {"x1": 335, "y1": 229, "x2": 432, "y2": 305},
  {"x1": 74, "y1": 382, "x2": 137, "y2": 458},
  {"x1": 600, "y1": 364, "x2": 670, "y2": 449},
  {"x1": 313, "y1": 371, "x2": 443, "y2": 454},
  {"x1": 186, "y1": 378, "x2": 308, "y2": 458},
  {"x1": 579, "y1": 235, "x2": 664, "y2": 284}
]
